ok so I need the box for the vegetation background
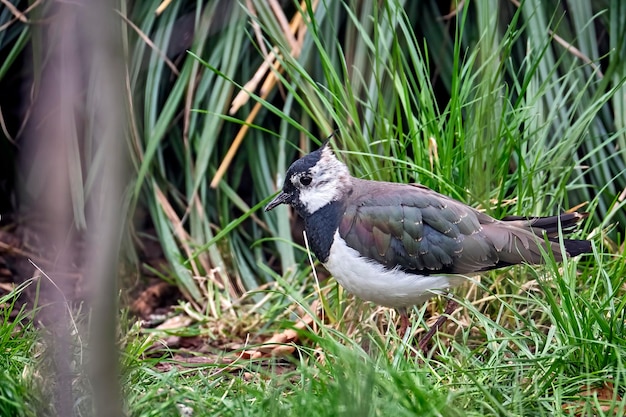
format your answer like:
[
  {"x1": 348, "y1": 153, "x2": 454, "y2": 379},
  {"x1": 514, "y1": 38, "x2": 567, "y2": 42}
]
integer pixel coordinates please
[{"x1": 0, "y1": 0, "x2": 625, "y2": 416}]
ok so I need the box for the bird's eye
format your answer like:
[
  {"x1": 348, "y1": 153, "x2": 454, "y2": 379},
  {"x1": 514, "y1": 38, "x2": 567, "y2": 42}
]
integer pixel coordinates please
[{"x1": 299, "y1": 175, "x2": 312, "y2": 186}]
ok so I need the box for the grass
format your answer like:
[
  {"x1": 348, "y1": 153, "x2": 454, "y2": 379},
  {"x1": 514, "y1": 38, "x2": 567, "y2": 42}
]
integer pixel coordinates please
[
  {"x1": 1, "y1": 0, "x2": 625, "y2": 415},
  {"x1": 118, "y1": 244, "x2": 626, "y2": 416},
  {"x1": 2, "y1": 253, "x2": 625, "y2": 415},
  {"x1": 0, "y1": 283, "x2": 44, "y2": 417}
]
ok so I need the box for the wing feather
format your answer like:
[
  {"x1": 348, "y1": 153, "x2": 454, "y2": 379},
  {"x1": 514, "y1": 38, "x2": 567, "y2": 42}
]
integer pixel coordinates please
[
  {"x1": 339, "y1": 180, "x2": 500, "y2": 274},
  {"x1": 337, "y1": 179, "x2": 590, "y2": 275}
]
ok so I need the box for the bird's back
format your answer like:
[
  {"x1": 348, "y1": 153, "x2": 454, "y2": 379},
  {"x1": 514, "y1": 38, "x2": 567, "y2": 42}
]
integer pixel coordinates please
[{"x1": 338, "y1": 178, "x2": 590, "y2": 276}]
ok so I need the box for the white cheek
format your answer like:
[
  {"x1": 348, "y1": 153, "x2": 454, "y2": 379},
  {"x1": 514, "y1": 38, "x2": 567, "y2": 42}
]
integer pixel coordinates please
[{"x1": 299, "y1": 183, "x2": 339, "y2": 213}]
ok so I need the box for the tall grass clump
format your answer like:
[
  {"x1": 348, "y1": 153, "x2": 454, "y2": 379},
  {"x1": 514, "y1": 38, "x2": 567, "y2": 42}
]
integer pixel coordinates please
[{"x1": 117, "y1": 0, "x2": 625, "y2": 310}]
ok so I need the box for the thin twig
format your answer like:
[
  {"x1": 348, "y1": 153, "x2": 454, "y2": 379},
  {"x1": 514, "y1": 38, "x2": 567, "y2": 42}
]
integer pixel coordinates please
[
  {"x1": 29, "y1": 260, "x2": 84, "y2": 360},
  {"x1": 0, "y1": 0, "x2": 42, "y2": 31},
  {"x1": 114, "y1": 9, "x2": 180, "y2": 76},
  {"x1": 440, "y1": 0, "x2": 465, "y2": 21},
  {"x1": 0, "y1": 0, "x2": 28, "y2": 22},
  {"x1": 0, "y1": 105, "x2": 16, "y2": 146},
  {"x1": 549, "y1": 30, "x2": 603, "y2": 78},
  {"x1": 269, "y1": 0, "x2": 300, "y2": 55},
  {"x1": 155, "y1": 0, "x2": 173, "y2": 16}
]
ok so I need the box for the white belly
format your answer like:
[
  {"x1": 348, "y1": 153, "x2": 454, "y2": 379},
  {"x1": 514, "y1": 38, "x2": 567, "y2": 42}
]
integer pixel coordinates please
[{"x1": 323, "y1": 231, "x2": 465, "y2": 308}]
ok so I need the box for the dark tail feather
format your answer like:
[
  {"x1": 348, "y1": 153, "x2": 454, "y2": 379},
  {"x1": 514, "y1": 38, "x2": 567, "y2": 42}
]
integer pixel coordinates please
[
  {"x1": 500, "y1": 211, "x2": 592, "y2": 259},
  {"x1": 502, "y1": 212, "x2": 590, "y2": 237},
  {"x1": 550, "y1": 238, "x2": 593, "y2": 257}
]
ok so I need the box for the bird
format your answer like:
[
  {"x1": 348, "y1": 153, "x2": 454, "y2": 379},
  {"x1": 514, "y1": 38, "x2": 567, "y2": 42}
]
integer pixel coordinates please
[{"x1": 265, "y1": 140, "x2": 592, "y2": 352}]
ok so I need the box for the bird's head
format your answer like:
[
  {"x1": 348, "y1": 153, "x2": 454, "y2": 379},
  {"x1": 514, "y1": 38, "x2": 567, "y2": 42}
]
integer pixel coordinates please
[{"x1": 265, "y1": 141, "x2": 351, "y2": 217}]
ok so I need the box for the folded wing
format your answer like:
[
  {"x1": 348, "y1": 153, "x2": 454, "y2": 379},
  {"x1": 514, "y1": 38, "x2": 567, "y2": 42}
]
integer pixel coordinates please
[{"x1": 339, "y1": 180, "x2": 589, "y2": 275}]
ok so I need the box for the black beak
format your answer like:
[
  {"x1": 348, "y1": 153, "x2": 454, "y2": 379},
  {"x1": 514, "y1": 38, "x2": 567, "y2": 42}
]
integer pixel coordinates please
[{"x1": 265, "y1": 191, "x2": 292, "y2": 211}]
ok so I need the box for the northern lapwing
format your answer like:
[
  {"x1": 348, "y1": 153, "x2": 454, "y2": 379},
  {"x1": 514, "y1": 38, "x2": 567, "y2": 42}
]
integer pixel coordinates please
[{"x1": 265, "y1": 140, "x2": 592, "y2": 352}]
